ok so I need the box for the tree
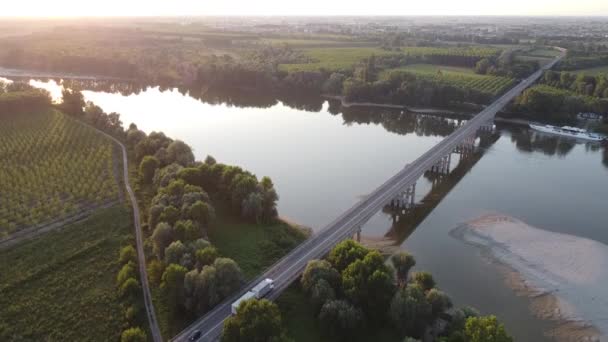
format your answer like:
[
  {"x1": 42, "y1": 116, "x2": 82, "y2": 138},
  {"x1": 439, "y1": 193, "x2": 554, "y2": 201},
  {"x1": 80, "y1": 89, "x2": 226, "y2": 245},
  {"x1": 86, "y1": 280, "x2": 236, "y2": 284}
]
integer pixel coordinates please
[
  {"x1": 475, "y1": 58, "x2": 491, "y2": 75},
  {"x1": 195, "y1": 247, "x2": 219, "y2": 269},
  {"x1": 164, "y1": 240, "x2": 188, "y2": 265},
  {"x1": 222, "y1": 299, "x2": 289, "y2": 342},
  {"x1": 342, "y1": 250, "x2": 396, "y2": 319},
  {"x1": 426, "y1": 289, "x2": 452, "y2": 320},
  {"x1": 214, "y1": 258, "x2": 243, "y2": 298},
  {"x1": 117, "y1": 262, "x2": 137, "y2": 286},
  {"x1": 188, "y1": 200, "x2": 214, "y2": 227},
  {"x1": 147, "y1": 259, "x2": 163, "y2": 286},
  {"x1": 161, "y1": 263, "x2": 187, "y2": 311},
  {"x1": 328, "y1": 239, "x2": 370, "y2": 272},
  {"x1": 151, "y1": 222, "x2": 173, "y2": 259},
  {"x1": 412, "y1": 271, "x2": 436, "y2": 292},
  {"x1": 318, "y1": 300, "x2": 364, "y2": 341},
  {"x1": 121, "y1": 327, "x2": 147, "y2": 342},
  {"x1": 242, "y1": 192, "x2": 263, "y2": 223},
  {"x1": 301, "y1": 259, "x2": 340, "y2": 293},
  {"x1": 139, "y1": 156, "x2": 160, "y2": 184},
  {"x1": 119, "y1": 245, "x2": 137, "y2": 265},
  {"x1": 120, "y1": 278, "x2": 141, "y2": 300},
  {"x1": 60, "y1": 88, "x2": 85, "y2": 116},
  {"x1": 166, "y1": 140, "x2": 195, "y2": 166},
  {"x1": 391, "y1": 251, "x2": 416, "y2": 285},
  {"x1": 259, "y1": 177, "x2": 279, "y2": 223},
  {"x1": 205, "y1": 155, "x2": 217, "y2": 165},
  {"x1": 389, "y1": 284, "x2": 431, "y2": 338},
  {"x1": 464, "y1": 316, "x2": 513, "y2": 342},
  {"x1": 310, "y1": 279, "x2": 336, "y2": 311}
]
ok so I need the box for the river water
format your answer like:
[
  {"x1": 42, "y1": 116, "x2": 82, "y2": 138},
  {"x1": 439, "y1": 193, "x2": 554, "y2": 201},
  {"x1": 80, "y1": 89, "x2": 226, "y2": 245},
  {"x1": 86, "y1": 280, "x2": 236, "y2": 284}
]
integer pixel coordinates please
[{"x1": 20, "y1": 78, "x2": 608, "y2": 341}]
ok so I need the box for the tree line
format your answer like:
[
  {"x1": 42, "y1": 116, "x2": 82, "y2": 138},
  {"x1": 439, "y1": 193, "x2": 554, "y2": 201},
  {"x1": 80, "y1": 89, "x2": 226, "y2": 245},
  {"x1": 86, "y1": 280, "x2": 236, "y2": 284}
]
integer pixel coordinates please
[{"x1": 0, "y1": 81, "x2": 52, "y2": 115}]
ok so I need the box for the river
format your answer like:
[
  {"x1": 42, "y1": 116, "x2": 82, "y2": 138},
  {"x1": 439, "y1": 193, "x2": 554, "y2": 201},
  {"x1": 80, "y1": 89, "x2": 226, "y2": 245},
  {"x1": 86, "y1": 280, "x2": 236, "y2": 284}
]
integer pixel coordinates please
[{"x1": 14, "y1": 78, "x2": 608, "y2": 341}]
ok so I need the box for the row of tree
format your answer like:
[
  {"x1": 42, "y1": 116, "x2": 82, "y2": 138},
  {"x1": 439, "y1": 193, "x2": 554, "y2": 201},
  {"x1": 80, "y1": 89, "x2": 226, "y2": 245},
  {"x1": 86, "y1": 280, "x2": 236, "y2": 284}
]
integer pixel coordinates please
[
  {"x1": 0, "y1": 81, "x2": 52, "y2": 115},
  {"x1": 343, "y1": 72, "x2": 492, "y2": 107},
  {"x1": 116, "y1": 246, "x2": 148, "y2": 342},
  {"x1": 515, "y1": 85, "x2": 608, "y2": 120},
  {"x1": 542, "y1": 71, "x2": 608, "y2": 99}
]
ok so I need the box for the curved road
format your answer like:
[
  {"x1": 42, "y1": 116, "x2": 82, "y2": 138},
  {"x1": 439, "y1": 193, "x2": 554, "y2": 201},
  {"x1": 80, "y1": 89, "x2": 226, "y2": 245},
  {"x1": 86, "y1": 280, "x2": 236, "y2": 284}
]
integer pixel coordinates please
[{"x1": 92, "y1": 128, "x2": 163, "y2": 342}]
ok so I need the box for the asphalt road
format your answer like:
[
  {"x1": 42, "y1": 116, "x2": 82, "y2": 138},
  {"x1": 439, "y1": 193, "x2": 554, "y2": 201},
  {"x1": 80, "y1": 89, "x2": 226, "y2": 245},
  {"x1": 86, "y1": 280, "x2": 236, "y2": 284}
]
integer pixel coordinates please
[{"x1": 172, "y1": 53, "x2": 564, "y2": 342}]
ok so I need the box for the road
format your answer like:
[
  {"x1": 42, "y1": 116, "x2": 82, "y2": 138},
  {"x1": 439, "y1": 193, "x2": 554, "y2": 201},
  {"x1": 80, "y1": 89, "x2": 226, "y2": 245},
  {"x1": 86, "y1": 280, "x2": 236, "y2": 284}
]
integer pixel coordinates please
[
  {"x1": 91, "y1": 128, "x2": 163, "y2": 342},
  {"x1": 172, "y1": 53, "x2": 564, "y2": 342}
]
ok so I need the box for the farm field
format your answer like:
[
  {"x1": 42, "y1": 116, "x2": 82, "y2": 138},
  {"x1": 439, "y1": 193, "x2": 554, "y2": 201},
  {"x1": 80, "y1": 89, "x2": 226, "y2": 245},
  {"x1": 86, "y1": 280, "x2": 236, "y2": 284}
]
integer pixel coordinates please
[
  {"x1": 385, "y1": 63, "x2": 476, "y2": 75},
  {"x1": 381, "y1": 66, "x2": 515, "y2": 96},
  {"x1": 279, "y1": 46, "x2": 502, "y2": 72},
  {"x1": 0, "y1": 109, "x2": 120, "y2": 236},
  {"x1": 522, "y1": 48, "x2": 561, "y2": 57},
  {"x1": 0, "y1": 205, "x2": 132, "y2": 342},
  {"x1": 573, "y1": 65, "x2": 608, "y2": 75}
]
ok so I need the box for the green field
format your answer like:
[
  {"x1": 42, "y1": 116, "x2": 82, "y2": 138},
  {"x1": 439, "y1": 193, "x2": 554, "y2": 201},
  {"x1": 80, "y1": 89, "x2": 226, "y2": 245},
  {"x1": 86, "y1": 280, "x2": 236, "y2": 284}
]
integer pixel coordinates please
[
  {"x1": 0, "y1": 110, "x2": 120, "y2": 236},
  {"x1": 523, "y1": 48, "x2": 561, "y2": 58},
  {"x1": 279, "y1": 47, "x2": 400, "y2": 72},
  {"x1": 386, "y1": 63, "x2": 476, "y2": 75},
  {"x1": 573, "y1": 65, "x2": 608, "y2": 75},
  {"x1": 0, "y1": 205, "x2": 132, "y2": 341},
  {"x1": 208, "y1": 210, "x2": 308, "y2": 279},
  {"x1": 381, "y1": 66, "x2": 515, "y2": 96},
  {"x1": 279, "y1": 46, "x2": 501, "y2": 73}
]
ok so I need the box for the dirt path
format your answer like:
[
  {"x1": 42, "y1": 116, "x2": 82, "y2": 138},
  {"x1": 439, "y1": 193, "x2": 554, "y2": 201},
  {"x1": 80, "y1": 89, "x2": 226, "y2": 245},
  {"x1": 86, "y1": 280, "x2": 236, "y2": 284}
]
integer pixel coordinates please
[{"x1": 89, "y1": 127, "x2": 163, "y2": 342}]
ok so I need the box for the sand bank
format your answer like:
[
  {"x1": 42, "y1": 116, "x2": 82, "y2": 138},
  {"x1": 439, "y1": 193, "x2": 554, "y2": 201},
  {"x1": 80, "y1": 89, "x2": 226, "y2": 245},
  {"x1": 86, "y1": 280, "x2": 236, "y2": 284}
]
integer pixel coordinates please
[{"x1": 452, "y1": 214, "x2": 608, "y2": 342}]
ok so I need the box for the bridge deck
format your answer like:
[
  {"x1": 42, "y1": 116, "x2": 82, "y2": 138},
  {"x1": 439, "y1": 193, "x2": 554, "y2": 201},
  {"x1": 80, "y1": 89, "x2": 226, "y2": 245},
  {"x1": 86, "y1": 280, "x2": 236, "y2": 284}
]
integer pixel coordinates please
[{"x1": 172, "y1": 53, "x2": 564, "y2": 342}]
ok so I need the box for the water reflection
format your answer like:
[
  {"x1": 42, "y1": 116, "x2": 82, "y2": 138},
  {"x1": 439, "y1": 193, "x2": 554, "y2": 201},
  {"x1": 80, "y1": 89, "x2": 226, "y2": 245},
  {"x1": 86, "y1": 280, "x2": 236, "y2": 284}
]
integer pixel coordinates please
[{"x1": 381, "y1": 132, "x2": 500, "y2": 246}]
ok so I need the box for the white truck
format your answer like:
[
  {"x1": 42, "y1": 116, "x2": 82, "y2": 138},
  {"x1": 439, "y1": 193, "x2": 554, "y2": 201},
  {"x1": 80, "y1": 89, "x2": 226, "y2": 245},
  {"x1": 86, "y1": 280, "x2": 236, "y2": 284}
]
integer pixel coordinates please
[
  {"x1": 251, "y1": 278, "x2": 275, "y2": 298},
  {"x1": 231, "y1": 291, "x2": 255, "y2": 315},
  {"x1": 231, "y1": 278, "x2": 275, "y2": 315}
]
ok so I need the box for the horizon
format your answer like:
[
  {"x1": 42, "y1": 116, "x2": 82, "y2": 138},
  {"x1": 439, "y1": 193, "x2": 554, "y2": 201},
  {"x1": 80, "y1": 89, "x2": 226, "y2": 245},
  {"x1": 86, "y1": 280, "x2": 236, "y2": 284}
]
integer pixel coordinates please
[{"x1": 2, "y1": 0, "x2": 608, "y2": 17}]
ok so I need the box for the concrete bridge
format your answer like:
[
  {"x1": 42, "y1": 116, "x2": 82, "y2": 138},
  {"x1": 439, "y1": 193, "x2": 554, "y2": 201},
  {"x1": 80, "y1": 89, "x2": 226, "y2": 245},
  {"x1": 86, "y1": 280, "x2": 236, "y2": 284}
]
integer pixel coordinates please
[{"x1": 172, "y1": 53, "x2": 564, "y2": 342}]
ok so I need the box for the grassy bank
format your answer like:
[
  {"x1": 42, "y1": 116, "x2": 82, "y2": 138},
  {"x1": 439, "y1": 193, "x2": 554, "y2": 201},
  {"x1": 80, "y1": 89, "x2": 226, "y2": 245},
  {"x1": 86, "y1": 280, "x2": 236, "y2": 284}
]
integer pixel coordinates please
[
  {"x1": 0, "y1": 205, "x2": 132, "y2": 341},
  {"x1": 208, "y1": 210, "x2": 309, "y2": 280}
]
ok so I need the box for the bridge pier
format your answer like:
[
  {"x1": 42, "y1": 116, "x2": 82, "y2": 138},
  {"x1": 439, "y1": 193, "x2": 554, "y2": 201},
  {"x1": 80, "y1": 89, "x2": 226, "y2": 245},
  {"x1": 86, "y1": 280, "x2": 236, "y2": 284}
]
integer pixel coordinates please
[
  {"x1": 353, "y1": 226, "x2": 362, "y2": 242},
  {"x1": 453, "y1": 135, "x2": 476, "y2": 155},
  {"x1": 429, "y1": 154, "x2": 451, "y2": 175},
  {"x1": 478, "y1": 121, "x2": 495, "y2": 134},
  {"x1": 390, "y1": 183, "x2": 416, "y2": 211}
]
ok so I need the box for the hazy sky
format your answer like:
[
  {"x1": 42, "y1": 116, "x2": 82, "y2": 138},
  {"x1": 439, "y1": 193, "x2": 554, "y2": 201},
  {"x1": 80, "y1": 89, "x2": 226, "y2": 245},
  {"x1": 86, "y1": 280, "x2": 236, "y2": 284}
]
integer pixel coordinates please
[{"x1": 3, "y1": 0, "x2": 608, "y2": 17}]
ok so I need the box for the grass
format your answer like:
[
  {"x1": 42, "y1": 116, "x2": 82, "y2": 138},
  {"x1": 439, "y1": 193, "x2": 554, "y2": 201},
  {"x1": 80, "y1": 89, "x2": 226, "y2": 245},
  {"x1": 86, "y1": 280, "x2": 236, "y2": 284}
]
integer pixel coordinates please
[
  {"x1": 523, "y1": 48, "x2": 561, "y2": 58},
  {"x1": 208, "y1": 209, "x2": 309, "y2": 279},
  {"x1": 573, "y1": 65, "x2": 608, "y2": 75},
  {"x1": 0, "y1": 109, "x2": 120, "y2": 235},
  {"x1": 0, "y1": 205, "x2": 133, "y2": 342}
]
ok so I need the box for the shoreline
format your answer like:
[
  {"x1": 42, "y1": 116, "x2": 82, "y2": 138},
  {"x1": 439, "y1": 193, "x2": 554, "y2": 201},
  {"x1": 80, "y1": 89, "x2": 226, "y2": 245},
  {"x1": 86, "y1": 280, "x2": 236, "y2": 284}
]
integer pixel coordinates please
[
  {"x1": 322, "y1": 94, "x2": 534, "y2": 127},
  {"x1": 451, "y1": 214, "x2": 608, "y2": 342}
]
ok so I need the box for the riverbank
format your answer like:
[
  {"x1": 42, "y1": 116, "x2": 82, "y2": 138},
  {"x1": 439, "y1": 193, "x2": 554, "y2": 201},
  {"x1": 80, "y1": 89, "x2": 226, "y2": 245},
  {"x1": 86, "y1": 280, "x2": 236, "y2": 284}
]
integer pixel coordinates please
[
  {"x1": 451, "y1": 214, "x2": 608, "y2": 342},
  {"x1": 0, "y1": 66, "x2": 129, "y2": 81}
]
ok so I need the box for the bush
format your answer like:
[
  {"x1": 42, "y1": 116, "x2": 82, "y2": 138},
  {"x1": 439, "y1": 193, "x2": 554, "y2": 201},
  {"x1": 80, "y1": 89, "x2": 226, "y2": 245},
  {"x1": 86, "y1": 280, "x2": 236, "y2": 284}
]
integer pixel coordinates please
[
  {"x1": 120, "y1": 327, "x2": 147, "y2": 342},
  {"x1": 119, "y1": 245, "x2": 137, "y2": 264}
]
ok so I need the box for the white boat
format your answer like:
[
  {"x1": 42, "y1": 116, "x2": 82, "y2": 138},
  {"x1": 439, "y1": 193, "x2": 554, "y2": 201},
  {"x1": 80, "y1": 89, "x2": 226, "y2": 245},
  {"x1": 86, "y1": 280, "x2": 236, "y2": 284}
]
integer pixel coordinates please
[{"x1": 529, "y1": 123, "x2": 606, "y2": 142}]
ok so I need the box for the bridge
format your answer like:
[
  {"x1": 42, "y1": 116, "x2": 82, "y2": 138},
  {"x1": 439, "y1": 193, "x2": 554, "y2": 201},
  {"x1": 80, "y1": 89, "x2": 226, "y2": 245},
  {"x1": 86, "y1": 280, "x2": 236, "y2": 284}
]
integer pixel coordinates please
[{"x1": 172, "y1": 52, "x2": 564, "y2": 342}]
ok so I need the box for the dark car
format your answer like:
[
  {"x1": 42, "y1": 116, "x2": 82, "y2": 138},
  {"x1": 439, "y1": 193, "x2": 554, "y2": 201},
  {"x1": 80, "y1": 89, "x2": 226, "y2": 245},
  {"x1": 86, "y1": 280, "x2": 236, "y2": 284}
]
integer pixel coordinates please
[{"x1": 189, "y1": 330, "x2": 202, "y2": 341}]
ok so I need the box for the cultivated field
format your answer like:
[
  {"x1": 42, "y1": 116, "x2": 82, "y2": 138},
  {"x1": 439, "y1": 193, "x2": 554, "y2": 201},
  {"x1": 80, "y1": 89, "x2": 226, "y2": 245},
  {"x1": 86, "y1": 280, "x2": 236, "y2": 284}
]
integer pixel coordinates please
[
  {"x1": 0, "y1": 110, "x2": 120, "y2": 236},
  {"x1": 279, "y1": 46, "x2": 501, "y2": 72},
  {"x1": 573, "y1": 65, "x2": 608, "y2": 75},
  {"x1": 381, "y1": 66, "x2": 515, "y2": 96},
  {"x1": 0, "y1": 206, "x2": 131, "y2": 341}
]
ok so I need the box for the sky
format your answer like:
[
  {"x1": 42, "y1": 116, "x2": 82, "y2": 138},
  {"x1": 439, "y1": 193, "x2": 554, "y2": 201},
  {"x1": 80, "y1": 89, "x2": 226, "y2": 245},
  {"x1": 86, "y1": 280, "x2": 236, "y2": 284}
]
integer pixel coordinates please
[{"x1": 2, "y1": 0, "x2": 608, "y2": 17}]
